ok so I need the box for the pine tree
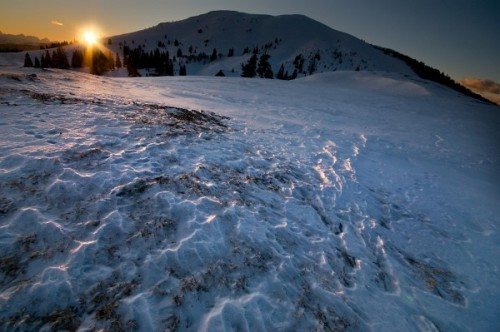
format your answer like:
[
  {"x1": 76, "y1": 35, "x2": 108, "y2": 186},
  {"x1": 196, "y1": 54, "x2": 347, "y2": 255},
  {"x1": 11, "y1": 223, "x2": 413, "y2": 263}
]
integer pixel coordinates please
[
  {"x1": 108, "y1": 52, "x2": 115, "y2": 71},
  {"x1": 52, "y1": 47, "x2": 70, "y2": 69},
  {"x1": 210, "y1": 48, "x2": 218, "y2": 62},
  {"x1": 177, "y1": 48, "x2": 183, "y2": 58},
  {"x1": 179, "y1": 64, "x2": 187, "y2": 76},
  {"x1": 276, "y1": 64, "x2": 285, "y2": 80},
  {"x1": 257, "y1": 53, "x2": 273, "y2": 79},
  {"x1": 57, "y1": 47, "x2": 69, "y2": 69},
  {"x1": 71, "y1": 49, "x2": 84, "y2": 68},
  {"x1": 307, "y1": 58, "x2": 317, "y2": 75},
  {"x1": 115, "y1": 53, "x2": 122, "y2": 68},
  {"x1": 241, "y1": 54, "x2": 258, "y2": 78},
  {"x1": 44, "y1": 50, "x2": 51, "y2": 68},
  {"x1": 34, "y1": 56, "x2": 40, "y2": 68},
  {"x1": 90, "y1": 49, "x2": 113, "y2": 75},
  {"x1": 166, "y1": 59, "x2": 174, "y2": 76},
  {"x1": 24, "y1": 53, "x2": 33, "y2": 67},
  {"x1": 290, "y1": 69, "x2": 298, "y2": 80},
  {"x1": 227, "y1": 48, "x2": 234, "y2": 57},
  {"x1": 158, "y1": 51, "x2": 167, "y2": 76},
  {"x1": 215, "y1": 70, "x2": 225, "y2": 77},
  {"x1": 293, "y1": 54, "x2": 304, "y2": 73}
]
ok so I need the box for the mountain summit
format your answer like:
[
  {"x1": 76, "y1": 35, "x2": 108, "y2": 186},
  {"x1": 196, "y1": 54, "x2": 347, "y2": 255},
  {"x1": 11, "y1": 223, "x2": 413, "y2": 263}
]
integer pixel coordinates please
[{"x1": 110, "y1": 10, "x2": 413, "y2": 77}]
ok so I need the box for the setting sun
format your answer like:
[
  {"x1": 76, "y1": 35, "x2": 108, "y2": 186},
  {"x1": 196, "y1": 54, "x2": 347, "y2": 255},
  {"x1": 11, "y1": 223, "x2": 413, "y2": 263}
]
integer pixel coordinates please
[{"x1": 83, "y1": 30, "x2": 98, "y2": 45}]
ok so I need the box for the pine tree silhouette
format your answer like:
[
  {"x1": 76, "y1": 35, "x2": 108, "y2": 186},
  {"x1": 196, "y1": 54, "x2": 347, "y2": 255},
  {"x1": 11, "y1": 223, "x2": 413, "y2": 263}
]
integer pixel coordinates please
[
  {"x1": 71, "y1": 49, "x2": 84, "y2": 68},
  {"x1": 210, "y1": 48, "x2": 218, "y2": 62},
  {"x1": 307, "y1": 58, "x2": 317, "y2": 75},
  {"x1": 51, "y1": 47, "x2": 69, "y2": 69},
  {"x1": 43, "y1": 50, "x2": 52, "y2": 68},
  {"x1": 241, "y1": 54, "x2": 258, "y2": 77},
  {"x1": 24, "y1": 53, "x2": 33, "y2": 67},
  {"x1": 277, "y1": 64, "x2": 285, "y2": 80},
  {"x1": 257, "y1": 53, "x2": 273, "y2": 79},
  {"x1": 179, "y1": 64, "x2": 187, "y2": 76},
  {"x1": 166, "y1": 59, "x2": 174, "y2": 76},
  {"x1": 115, "y1": 53, "x2": 122, "y2": 68},
  {"x1": 90, "y1": 49, "x2": 113, "y2": 75}
]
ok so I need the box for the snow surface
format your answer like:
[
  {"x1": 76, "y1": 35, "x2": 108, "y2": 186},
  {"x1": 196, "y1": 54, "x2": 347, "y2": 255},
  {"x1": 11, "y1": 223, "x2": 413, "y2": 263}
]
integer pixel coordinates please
[{"x1": 0, "y1": 66, "x2": 499, "y2": 331}]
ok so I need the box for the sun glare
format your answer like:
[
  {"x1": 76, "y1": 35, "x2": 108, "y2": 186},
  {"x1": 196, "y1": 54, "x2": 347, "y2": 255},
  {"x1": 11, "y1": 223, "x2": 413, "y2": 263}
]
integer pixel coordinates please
[{"x1": 83, "y1": 30, "x2": 98, "y2": 45}]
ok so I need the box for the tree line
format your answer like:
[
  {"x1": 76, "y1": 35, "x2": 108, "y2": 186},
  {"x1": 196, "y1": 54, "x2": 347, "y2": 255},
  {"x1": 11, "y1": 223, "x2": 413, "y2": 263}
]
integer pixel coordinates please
[
  {"x1": 24, "y1": 47, "x2": 122, "y2": 75},
  {"x1": 23, "y1": 41, "x2": 320, "y2": 80}
]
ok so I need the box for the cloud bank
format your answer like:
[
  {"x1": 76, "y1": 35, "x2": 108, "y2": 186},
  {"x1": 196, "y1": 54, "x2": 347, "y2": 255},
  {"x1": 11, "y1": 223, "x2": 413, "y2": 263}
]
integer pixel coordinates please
[
  {"x1": 51, "y1": 20, "x2": 63, "y2": 26},
  {"x1": 459, "y1": 78, "x2": 500, "y2": 105}
]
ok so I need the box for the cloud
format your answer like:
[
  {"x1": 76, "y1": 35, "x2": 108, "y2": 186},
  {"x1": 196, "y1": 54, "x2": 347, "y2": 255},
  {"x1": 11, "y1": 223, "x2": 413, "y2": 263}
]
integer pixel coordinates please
[
  {"x1": 51, "y1": 20, "x2": 64, "y2": 26},
  {"x1": 459, "y1": 77, "x2": 500, "y2": 105}
]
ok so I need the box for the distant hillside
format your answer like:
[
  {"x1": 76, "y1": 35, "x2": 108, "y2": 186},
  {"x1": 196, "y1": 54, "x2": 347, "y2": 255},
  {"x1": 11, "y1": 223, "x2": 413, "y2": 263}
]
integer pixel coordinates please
[
  {"x1": 108, "y1": 10, "x2": 413, "y2": 78},
  {"x1": 0, "y1": 31, "x2": 50, "y2": 45},
  {"x1": 0, "y1": 31, "x2": 53, "y2": 53},
  {"x1": 373, "y1": 46, "x2": 494, "y2": 105}
]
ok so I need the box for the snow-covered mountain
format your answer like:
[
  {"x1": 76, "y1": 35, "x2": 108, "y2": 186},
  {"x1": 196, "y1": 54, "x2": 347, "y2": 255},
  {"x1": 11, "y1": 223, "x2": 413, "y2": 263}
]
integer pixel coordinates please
[{"x1": 108, "y1": 10, "x2": 414, "y2": 77}]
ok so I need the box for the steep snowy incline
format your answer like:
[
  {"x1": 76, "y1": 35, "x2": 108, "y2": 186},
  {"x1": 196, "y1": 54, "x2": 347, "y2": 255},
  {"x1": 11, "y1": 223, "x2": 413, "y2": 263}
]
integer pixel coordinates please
[{"x1": 0, "y1": 68, "x2": 498, "y2": 331}]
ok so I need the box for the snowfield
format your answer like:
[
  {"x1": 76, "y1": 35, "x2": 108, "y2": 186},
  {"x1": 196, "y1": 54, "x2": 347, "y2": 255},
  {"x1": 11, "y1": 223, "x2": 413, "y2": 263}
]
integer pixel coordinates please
[{"x1": 0, "y1": 67, "x2": 499, "y2": 331}]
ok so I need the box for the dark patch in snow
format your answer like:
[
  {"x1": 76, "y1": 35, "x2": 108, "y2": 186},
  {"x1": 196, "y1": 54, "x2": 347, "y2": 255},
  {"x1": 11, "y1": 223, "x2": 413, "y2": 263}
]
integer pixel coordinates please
[
  {"x1": 29, "y1": 91, "x2": 105, "y2": 105},
  {"x1": 0, "y1": 196, "x2": 16, "y2": 215},
  {"x1": 405, "y1": 256, "x2": 467, "y2": 306},
  {"x1": 126, "y1": 102, "x2": 229, "y2": 136}
]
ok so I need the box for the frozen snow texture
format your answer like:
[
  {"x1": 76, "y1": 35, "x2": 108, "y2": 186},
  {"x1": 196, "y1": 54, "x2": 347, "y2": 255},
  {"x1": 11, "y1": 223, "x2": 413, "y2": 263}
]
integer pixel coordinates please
[{"x1": 0, "y1": 67, "x2": 498, "y2": 331}]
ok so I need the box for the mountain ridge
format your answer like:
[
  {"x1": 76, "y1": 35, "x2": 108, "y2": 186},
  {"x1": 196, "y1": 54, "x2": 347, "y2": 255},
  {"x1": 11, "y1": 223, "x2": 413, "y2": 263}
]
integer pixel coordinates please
[
  {"x1": 108, "y1": 10, "x2": 413, "y2": 78},
  {"x1": 0, "y1": 31, "x2": 50, "y2": 45}
]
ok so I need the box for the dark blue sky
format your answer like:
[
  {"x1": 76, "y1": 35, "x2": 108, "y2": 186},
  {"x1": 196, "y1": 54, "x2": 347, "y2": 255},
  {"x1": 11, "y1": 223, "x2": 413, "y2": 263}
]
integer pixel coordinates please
[{"x1": 1, "y1": 0, "x2": 499, "y2": 80}]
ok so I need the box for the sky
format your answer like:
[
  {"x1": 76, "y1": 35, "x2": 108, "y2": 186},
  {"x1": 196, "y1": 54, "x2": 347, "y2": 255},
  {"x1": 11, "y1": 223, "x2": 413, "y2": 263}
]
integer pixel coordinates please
[{"x1": 0, "y1": 0, "x2": 499, "y2": 81}]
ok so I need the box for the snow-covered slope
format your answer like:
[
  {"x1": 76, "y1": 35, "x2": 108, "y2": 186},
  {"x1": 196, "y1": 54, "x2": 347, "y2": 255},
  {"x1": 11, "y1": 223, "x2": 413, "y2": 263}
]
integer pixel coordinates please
[
  {"x1": 0, "y1": 66, "x2": 498, "y2": 330},
  {"x1": 108, "y1": 11, "x2": 413, "y2": 77}
]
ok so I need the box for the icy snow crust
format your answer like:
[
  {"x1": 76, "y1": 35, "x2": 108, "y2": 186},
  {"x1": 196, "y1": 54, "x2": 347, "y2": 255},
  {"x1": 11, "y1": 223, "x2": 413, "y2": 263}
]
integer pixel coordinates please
[{"x1": 0, "y1": 68, "x2": 499, "y2": 331}]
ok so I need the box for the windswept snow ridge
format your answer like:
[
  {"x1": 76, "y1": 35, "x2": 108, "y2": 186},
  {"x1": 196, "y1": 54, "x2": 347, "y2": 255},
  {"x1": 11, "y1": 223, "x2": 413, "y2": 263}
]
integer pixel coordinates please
[{"x1": 0, "y1": 68, "x2": 499, "y2": 331}]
